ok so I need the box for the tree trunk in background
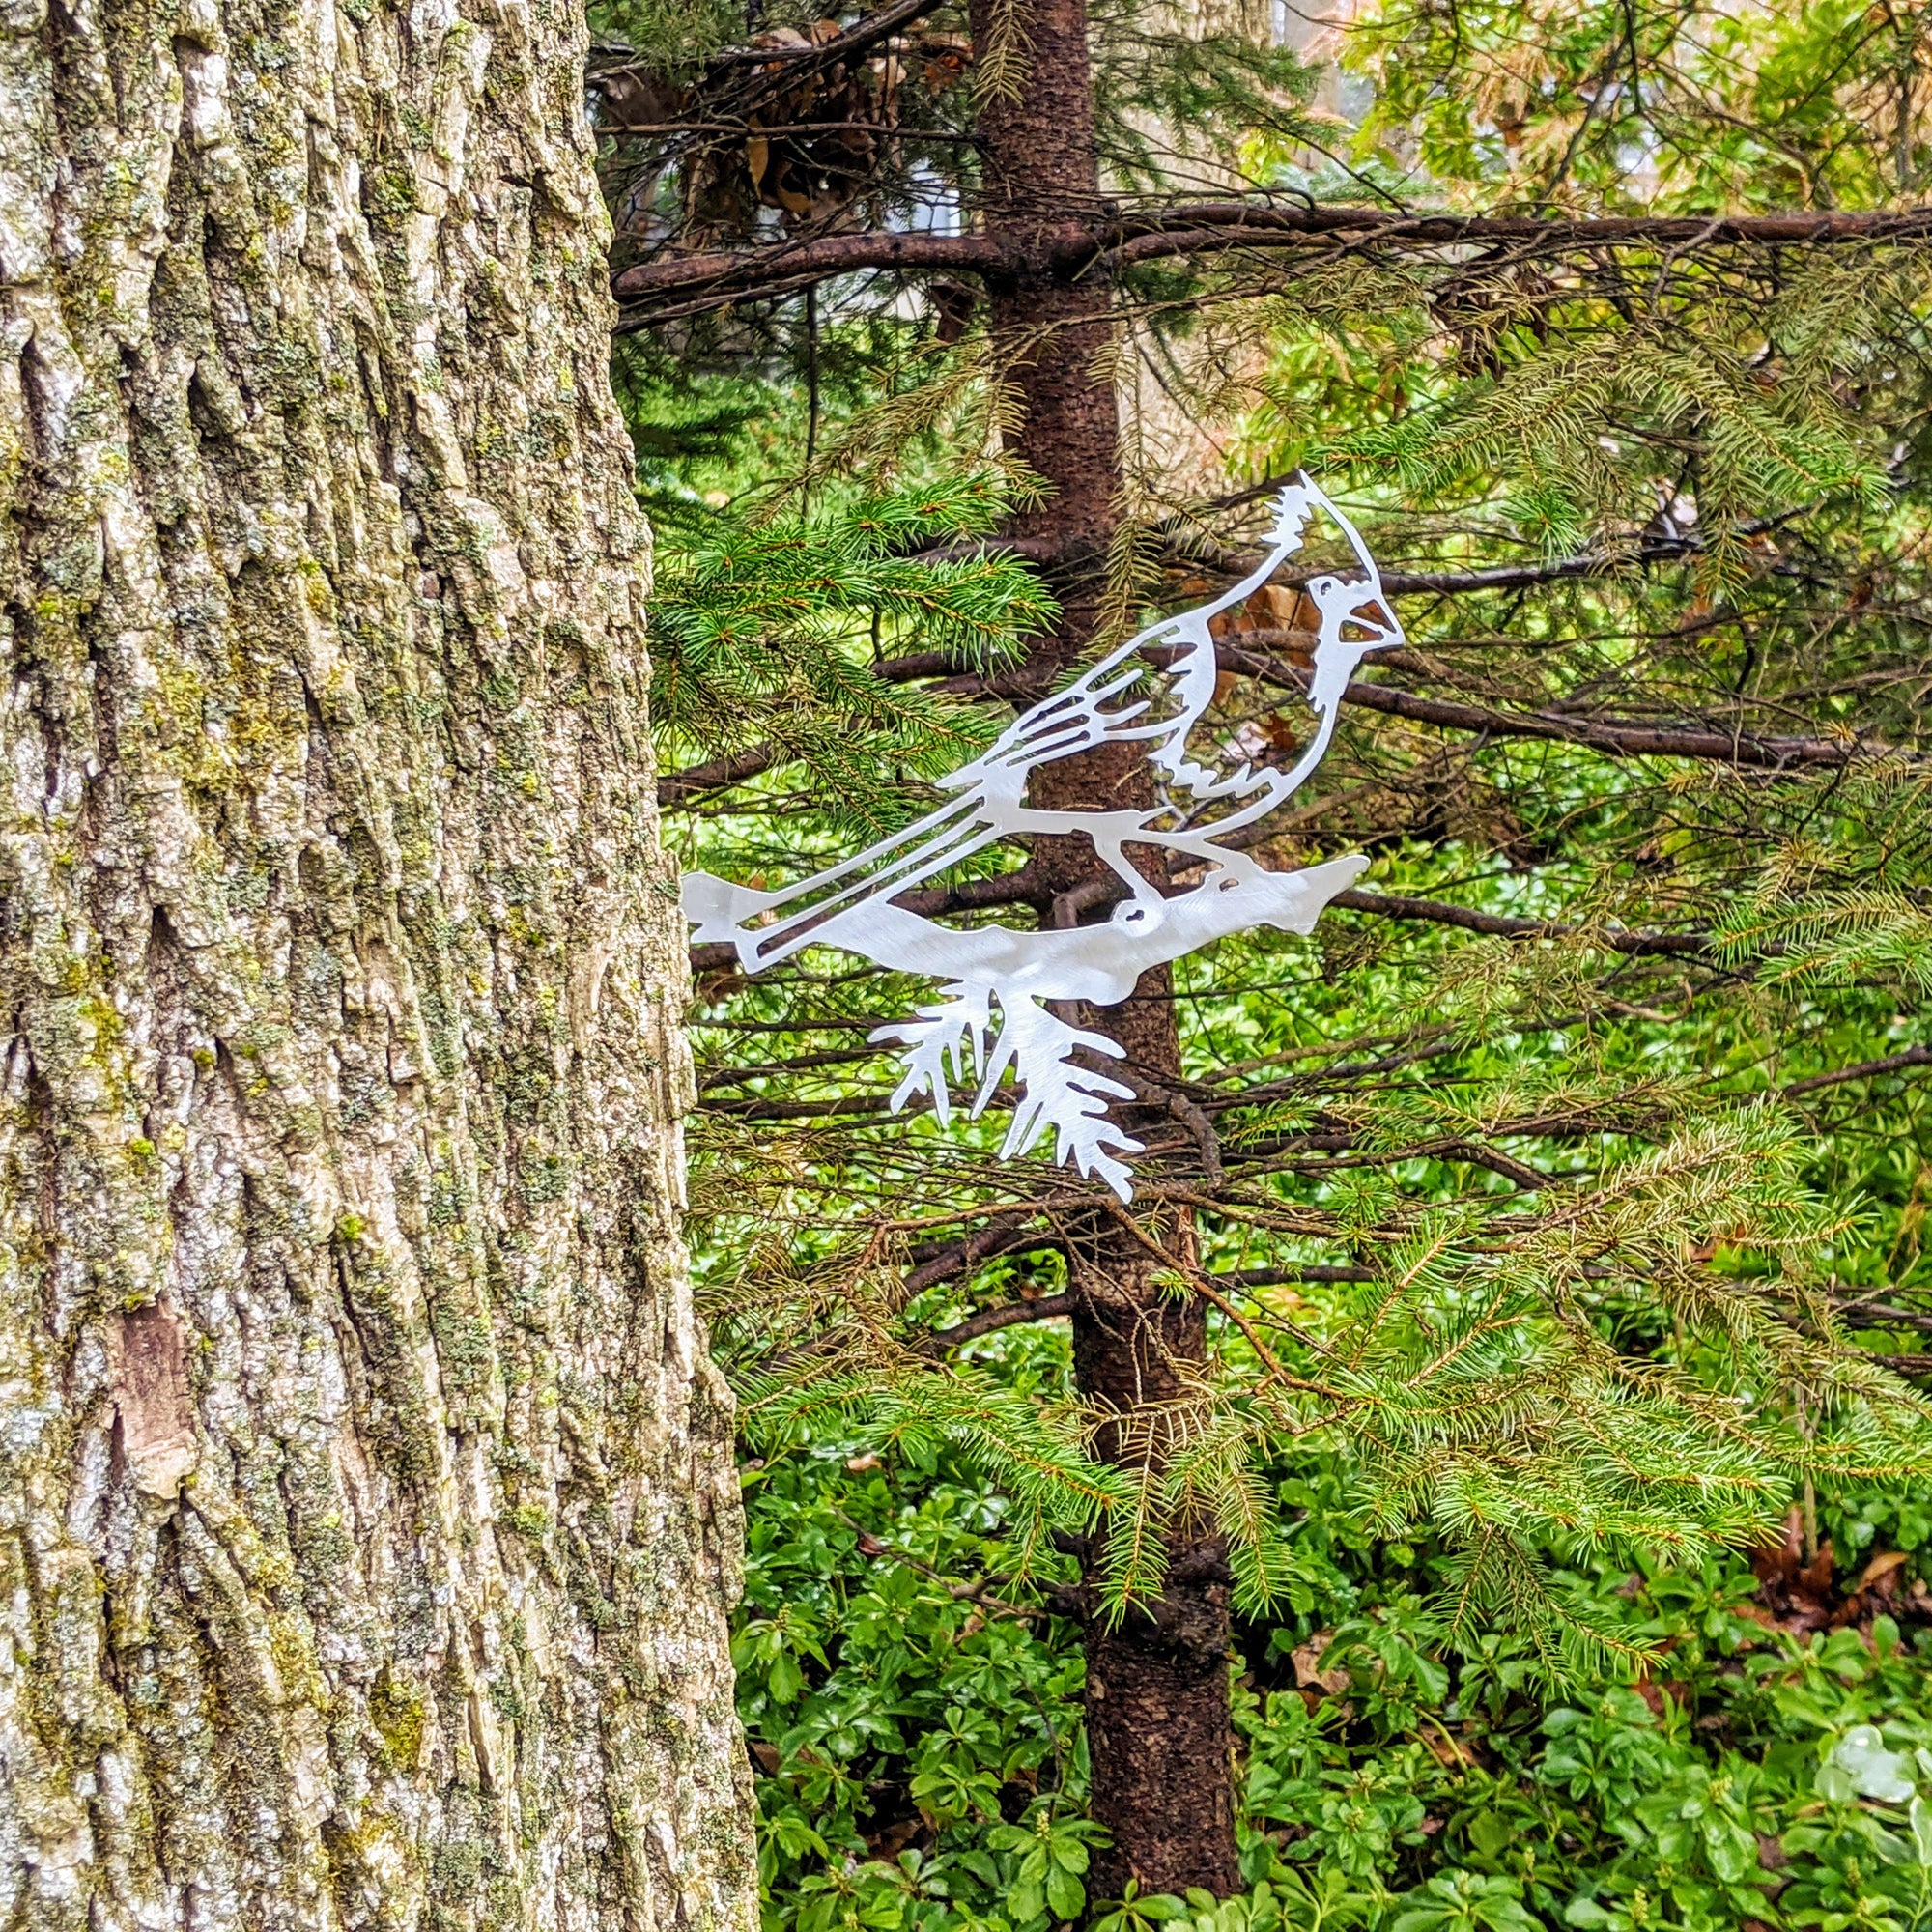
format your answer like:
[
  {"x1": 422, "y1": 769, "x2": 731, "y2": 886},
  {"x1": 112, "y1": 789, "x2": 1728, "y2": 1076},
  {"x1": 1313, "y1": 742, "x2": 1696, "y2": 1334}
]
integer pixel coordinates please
[
  {"x1": 969, "y1": 0, "x2": 1239, "y2": 1898},
  {"x1": 0, "y1": 3, "x2": 755, "y2": 1928}
]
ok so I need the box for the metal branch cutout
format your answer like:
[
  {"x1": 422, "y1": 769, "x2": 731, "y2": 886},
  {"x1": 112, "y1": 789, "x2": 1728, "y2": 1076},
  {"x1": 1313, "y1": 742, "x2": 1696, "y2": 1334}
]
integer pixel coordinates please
[{"x1": 682, "y1": 474, "x2": 1402, "y2": 1199}]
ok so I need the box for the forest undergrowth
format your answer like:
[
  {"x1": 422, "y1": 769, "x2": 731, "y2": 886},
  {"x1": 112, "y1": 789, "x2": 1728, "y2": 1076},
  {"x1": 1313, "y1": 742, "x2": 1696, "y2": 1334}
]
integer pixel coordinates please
[{"x1": 732, "y1": 1395, "x2": 1932, "y2": 1932}]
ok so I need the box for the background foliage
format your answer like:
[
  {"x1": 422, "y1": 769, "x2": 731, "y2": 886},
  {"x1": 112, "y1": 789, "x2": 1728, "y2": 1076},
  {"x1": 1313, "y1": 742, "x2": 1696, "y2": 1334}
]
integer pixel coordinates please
[
  {"x1": 590, "y1": 0, "x2": 1932, "y2": 1920},
  {"x1": 730, "y1": 1411, "x2": 1932, "y2": 1932}
]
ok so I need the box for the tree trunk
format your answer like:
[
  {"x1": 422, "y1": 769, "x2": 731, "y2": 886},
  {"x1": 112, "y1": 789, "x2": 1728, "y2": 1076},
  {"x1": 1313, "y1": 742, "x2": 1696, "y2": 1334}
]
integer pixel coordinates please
[
  {"x1": 0, "y1": 4, "x2": 756, "y2": 1929},
  {"x1": 969, "y1": 0, "x2": 1239, "y2": 1898}
]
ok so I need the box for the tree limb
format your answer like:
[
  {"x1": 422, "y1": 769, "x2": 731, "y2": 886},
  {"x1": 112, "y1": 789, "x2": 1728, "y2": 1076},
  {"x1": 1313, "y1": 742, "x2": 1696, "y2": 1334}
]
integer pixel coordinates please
[
  {"x1": 594, "y1": 0, "x2": 949, "y2": 87},
  {"x1": 612, "y1": 203, "x2": 1932, "y2": 317},
  {"x1": 659, "y1": 745, "x2": 779, "y2": 805},
  {"x1": 1107, "y1": 1065, "x2": 1224, "y2": 1182},
  {"x1": 1223, "y1": 1265, "x2": 1376, "y2": 1286},
  {"x1": 893, "y1": 508, "x2": 1799, "y2": 595},
  {"x1": 1221, "y1": 643, "x2": 1881, "y2": 769},
  {"x1": 1331, "y1": 888, "x2": 1711, "y2": 957},
  {"x1": 905, "y1": 1215, "x2": 1065, "y2": 1292},
  {"x1": 614, "y1": 231, "x2": 1005, "y2": 305}
]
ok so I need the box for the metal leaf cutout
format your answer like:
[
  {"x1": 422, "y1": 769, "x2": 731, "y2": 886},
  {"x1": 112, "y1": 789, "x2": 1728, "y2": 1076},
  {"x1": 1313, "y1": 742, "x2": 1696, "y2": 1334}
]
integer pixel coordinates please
[{"x1": 681, "y1": 472, "x2": 1404, "y2": 1198}]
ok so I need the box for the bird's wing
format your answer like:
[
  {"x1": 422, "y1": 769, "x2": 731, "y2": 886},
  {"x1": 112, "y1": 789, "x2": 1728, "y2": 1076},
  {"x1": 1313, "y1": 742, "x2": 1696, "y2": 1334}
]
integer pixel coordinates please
[
  {"x1": 681, "y1": 624, "x2": 1195, "y2": 971},
  {"x1": 945, "y1": 477, "x2": 1359, "y2": 807},
  {"x1": 937, "y1": 611, "x2": 1194, "y2": 797},
  {"x1": 683, "y1": 790, "x2": 1007, "y2": 970}
]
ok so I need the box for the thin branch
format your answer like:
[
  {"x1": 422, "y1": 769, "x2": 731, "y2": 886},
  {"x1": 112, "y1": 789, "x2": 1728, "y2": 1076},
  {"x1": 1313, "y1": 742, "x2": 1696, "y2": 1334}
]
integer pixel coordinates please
[
  {"x1": 1092, "y1": 199, "x2": 1932, "y2": 262},
  {"x1": 1108, "y1": 1065, "x2": 1224, "y2": 1183},
  {"x1": 1331, "y1": 888, "x2": 1711, "y2": 959},
  {"x1": 1223, "y1": 644, "x2": 1883, "y2": 770},
  {"x1": 593, "y1": 0, "x2": 948, "y2": 83},
  {"x1": 720, "y1": 0, "x2": 949, "y2": 67},
  {"x1": 1435, "y1": 1140, "x2": 1549, "y2": 1191},
  {"x1": 1783, "y1": 1044, "x2": 1932, "y2": 1097},
  {"x1": 599, "y1": 120, "x2": 977, "y2": 139},
  {"x1": 1186, "y1": 1270, "x2": 1293, "y2": 1383},
  {"x1": 698, "y1": 1043, "x2": 882, "y2": 1088},
  {"x1": 934, "y1": 1293, "x2": 1078, "y2": 1343},
  {"x1": 894, "y1": 507, "x2": 1803, "y2": 596},
  {"x1": 1223, "y1": 1265, "x2": 1376, "y2": 1286},
  {"x1": 660, "y1": 745, "x2": 779, "y2": 805},
  {"x1": 614, "y1": 231, "x2": 1003, "y2": 305},
  {"x1": 906, "y1": 1216, "x2": 1065, "y2": 1292}
]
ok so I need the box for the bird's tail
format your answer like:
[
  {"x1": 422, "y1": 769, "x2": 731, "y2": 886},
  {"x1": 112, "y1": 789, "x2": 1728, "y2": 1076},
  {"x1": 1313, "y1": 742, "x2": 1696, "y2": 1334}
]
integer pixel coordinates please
[
  {"x1": 681, "y1": 870, "x2": 785, "y2": 946},
  {"x1": 1249, "y1": 852, "x2": 1370, "y2": 933},
  {"x1": 681, "y1": 797, "x2": 1001, "y2": 973}
]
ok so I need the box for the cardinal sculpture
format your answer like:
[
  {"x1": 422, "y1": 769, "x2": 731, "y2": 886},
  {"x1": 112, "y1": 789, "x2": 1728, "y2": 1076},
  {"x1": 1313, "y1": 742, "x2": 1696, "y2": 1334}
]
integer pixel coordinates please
[{"x1": 682, "y1": 472, "x2": 1403, "y2": 1198}]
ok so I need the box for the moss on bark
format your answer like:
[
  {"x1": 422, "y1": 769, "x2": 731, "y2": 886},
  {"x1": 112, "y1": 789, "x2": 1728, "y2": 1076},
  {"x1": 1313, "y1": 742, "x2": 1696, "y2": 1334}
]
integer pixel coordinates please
[{"x1": 0, "y1": 0, "x2": 756, "y2": 1925}]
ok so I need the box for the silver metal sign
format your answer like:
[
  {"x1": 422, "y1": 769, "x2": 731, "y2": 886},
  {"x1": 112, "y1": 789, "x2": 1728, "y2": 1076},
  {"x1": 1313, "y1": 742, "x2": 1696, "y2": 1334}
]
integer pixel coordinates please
[{"x1": 682, "y1": 474, "x2": 1402, "y2": 1198}]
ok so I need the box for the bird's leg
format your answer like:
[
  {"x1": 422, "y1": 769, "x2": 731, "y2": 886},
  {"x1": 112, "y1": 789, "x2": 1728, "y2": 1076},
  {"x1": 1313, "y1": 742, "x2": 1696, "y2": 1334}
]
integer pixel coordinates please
[
  {"x1": 1153, "y1": 831, "x2": 1268, "y2": 887},
  {"x1": 1089, "y1": 827, "x2": 1166, "y2": 906}
]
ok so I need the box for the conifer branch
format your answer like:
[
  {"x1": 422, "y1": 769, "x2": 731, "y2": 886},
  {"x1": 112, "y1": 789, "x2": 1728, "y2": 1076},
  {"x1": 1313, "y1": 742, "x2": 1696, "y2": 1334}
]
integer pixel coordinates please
[
  {"x1": 1223, "y1": 647, "x2": 1884, "y2": 769},
  {"x1": 612, "y1": 204, "x2": 1932, "y2": 319},
  {"x1": 1330, "y1": 890, "x2": 1713, "y2": 958},
  {"x1": 1783, "y1": 1044, "x2": 1932, "y2": 1096},
  {"x1": 895, "y1": 509, "x2": 1800, "y2": 595},
  {"x1": 905, "y1": 1216, "x2": 1064, "y2": 1291},
  {"x1": 661, "y1": 663, "x2": 1894, "y2": 811},
  {"x1": 936, "y1": 1293, "x2": 1079, "y2": 1343}
]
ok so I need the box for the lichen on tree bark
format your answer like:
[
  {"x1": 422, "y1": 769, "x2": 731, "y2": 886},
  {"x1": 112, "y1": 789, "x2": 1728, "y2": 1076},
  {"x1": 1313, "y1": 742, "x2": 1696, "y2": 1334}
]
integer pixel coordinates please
[{"x1": 0, "y1": 1, "x2": 756, "y2": 1927}]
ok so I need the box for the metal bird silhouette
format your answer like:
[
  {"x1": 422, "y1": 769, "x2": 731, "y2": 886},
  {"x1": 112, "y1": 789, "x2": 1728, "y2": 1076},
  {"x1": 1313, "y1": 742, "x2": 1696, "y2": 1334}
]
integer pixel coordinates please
[{"x1": 681, "y1": 472, "x2": 1402, "y2": 1197}]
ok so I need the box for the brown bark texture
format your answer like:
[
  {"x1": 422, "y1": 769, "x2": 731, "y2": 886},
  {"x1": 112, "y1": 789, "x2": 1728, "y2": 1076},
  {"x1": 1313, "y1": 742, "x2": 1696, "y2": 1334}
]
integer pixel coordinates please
[
  {"x1": 0, "y1": 2, "x2": 756, "y2": 1928},
  {"x1": 968, "y1": 0, "x2": 1239, "y2": 1897}
]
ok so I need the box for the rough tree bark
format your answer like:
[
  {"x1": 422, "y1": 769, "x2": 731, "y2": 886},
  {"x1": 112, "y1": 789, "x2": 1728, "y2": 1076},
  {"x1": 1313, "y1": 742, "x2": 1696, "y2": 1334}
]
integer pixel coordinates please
[
  {"x1": 969, "y1": 0, "x2": 1238, "y2": 1897},
  {"x1": 0, "y1": 3, "x2": 756, "y2": 1929}
]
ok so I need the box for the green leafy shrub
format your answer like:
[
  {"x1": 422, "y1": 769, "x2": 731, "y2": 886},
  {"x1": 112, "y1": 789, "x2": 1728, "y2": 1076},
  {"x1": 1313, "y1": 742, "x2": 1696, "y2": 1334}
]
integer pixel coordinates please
[{"x1": 731, "y1": 1415, "x2": 1932, "y2": 1932}]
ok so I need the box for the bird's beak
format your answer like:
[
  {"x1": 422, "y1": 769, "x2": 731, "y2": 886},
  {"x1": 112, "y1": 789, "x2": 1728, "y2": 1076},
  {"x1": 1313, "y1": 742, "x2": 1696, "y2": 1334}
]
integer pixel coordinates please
[{"x1": 1347, "y1": 595, "x2": 1404, "y2": 653}]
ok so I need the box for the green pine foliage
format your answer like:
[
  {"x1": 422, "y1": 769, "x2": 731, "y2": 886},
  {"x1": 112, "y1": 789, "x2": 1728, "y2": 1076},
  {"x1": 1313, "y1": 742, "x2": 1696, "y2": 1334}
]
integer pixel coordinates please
[
  {"x1": 1710, "y1": 767, "x2": 1932, "y2": 998},
  {"x1": 651, "y1": 474, "x2": 1056, "y2": 837},
  {"x1": 591, "y1": 0, "x2": 1932, "y2": 1918}
]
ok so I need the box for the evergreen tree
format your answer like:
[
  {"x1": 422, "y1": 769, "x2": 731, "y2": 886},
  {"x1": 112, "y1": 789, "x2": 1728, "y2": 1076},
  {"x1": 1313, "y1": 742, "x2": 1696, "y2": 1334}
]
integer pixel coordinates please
[{"x1": 589, "y1": 0, "x2": 1932, "y2": 1900}]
